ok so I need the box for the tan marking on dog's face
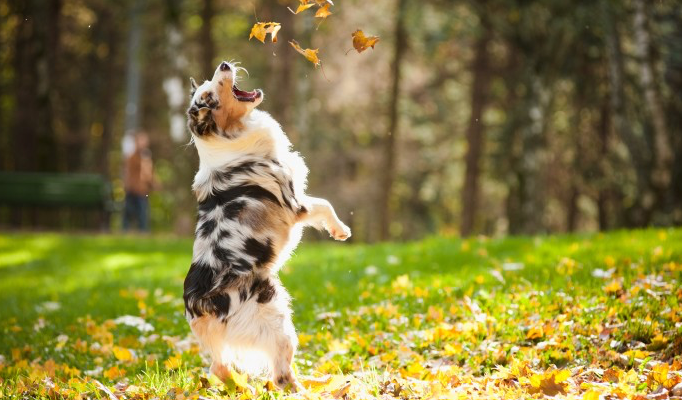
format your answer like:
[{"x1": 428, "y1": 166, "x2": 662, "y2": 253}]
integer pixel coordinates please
[
  {"x1": 213, "y1": 78, "x2": 249, "y2": 132},
  {"x1": 188, "y1": 61, "x2": 263, "y2": 138}
]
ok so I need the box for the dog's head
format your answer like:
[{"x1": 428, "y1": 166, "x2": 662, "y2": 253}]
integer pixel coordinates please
[{"x1": 187, "y1": 61, "x2": 263, "y2": 138}]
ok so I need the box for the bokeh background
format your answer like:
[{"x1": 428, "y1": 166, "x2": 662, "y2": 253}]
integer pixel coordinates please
[{"x1": 0, "y1": 0, "x2": 680, "y2": 241}]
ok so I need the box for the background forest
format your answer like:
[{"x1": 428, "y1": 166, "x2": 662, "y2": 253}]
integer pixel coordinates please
[{"x1": 1, "y1": 0, "x2": 681, "y2": 241}]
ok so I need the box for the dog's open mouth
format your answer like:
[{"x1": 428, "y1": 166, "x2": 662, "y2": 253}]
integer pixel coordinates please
[{"x1": 232, "y1": 85, "x2": 261, "y2": 102}]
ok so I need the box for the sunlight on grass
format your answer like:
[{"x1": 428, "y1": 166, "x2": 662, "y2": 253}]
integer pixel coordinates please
[{"x1": 0, "y1": 229, "x2": 681, "y2": 399}]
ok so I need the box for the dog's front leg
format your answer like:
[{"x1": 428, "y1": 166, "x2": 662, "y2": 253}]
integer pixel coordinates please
[{"x1": 299, "y1": 196, "x2": 351, "y2": 240}]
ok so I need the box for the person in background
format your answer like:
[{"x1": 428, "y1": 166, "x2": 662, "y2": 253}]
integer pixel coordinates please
[{"x1": 123, "y1": 131, "x2": 155, "y2": 232}]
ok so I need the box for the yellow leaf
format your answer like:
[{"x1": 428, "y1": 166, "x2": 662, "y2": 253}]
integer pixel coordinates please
[
  {"x1": 300, "y1": 374, "x2": 332, "y2": 389},
  {"x1": 331, "y1": 381, "x2": 351, "y2": 398},
  {"x1": 623, "y1": 349, "x2": 651, "y2": 359},
  {"x1": 11, "y1": 348, "x2": 21, "y2": 361},
  {"x1": 289, "y1": 40, "x2": 320, "y2": 66},
  {"x1": 526, "y1": 326, "x2": 543, "y2": 340},
  {"x1": 444, "y1": 343, "x2": 462, "y2": 356},
  {"x1": 554, "y1": 369, "x2": 571, "y2": 384},
  {"x1": 231, "y1": 370, "x2": 250, "y2": 391},
  {"x1": 582, "y1": 389, "x2": 601, "y2": 400},
  {"x1": 103, "y1": 365, "x2": 125, "y2": 380},
  {"x1": 604, "y1": 255, "x2": 616, "y2": 267},
  {"x1": 293, "y1": 3, "x2": 315, "y2": 14},
  {"x1": 352, "y1": 29, "x2": 380, "y2": 53},
  {"x1": 315, "y1": 3, "x2": 332, "y2": 19},
  {"x1": 249, "y1": 22, "x2": 281, "y2": 43},
  {"x1": 112, "y1": 346, "x2": 133, "y2": 361},
  {"x1": 164, "y1": 354, "x2": 182, "y2": 370},
  {"x1": 603, "y1": 280, "x2": 622, "y2": 294},
  {"x1": 529, "y1": 369, "x2": 569, "y2": 396},
  {"x1": 249, "y1": 23, "x2": 267, "y2": 43},
  {"x1": 298, "y1": 333, "x2": 313, "y2": 346}
]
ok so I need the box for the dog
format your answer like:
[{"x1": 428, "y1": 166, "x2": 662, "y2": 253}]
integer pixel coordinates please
[{"x1": 183, "y1": 60, "x2": 351, "y2": 391}]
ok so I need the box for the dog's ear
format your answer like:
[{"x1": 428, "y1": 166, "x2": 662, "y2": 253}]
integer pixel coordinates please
[
  {"x1": 187, "y1": 106, "x2": 216, "y2": 136},
  {"x1": 189, "y1": 77, "x2": 198, "y2": 97}
]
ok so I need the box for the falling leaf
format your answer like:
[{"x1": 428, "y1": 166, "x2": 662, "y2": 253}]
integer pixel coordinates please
[
  {"x1": 290, "y1": 40, "x2": 320, "y2": 66},
  {"x1": 315, "y1": 3, "x2": 332, "y2": 19},
  {"x1": 249, "y1": 22, "x2": 281, "y2": 43},
  {"x1": 352, "y1": 30, "x2": 380, "y2": 53},
  {"x1": 291, "y1": 3, "x2": 315, "y2": 14}
]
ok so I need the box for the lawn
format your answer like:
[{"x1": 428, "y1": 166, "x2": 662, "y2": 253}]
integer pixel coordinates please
[{"x1": 1, "y1": 229, "x2": 681, "y2": 399}]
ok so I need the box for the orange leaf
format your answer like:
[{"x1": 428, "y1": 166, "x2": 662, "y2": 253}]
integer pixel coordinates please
[
  {"x1": 603, "y1": 280, "x2": 622, "y2": 294},
  {"x1": 315, "y1": 3, "x2": 332, "y2": 19},
  {"x1": 352, "y1": 29, "x2": 380, "y2": 53},
  {"x1": 103, "y1": 365, "x2": 125, "y2": 380},
  {"x1": 164, "y1": 354, "x2": 182, "y2": 370},
  {"x1": 112, "y1": 346, "x2": 134, "y2": 361},
  {"x1": 292, "y1": 3, "x2": 315, "y2": 14},
  {"x1": 249, "y1": 22, "x2": 281, "y2": 43},
  {"x1": 526, "y1": 326, "x2": 544, "y2": 340},
  {"x1": 289, "y1": 40, "x2": 320, "y2": 67}
]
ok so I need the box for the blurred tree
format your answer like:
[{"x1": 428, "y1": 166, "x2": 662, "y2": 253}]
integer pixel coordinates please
[
  {"x1": 199, "y1": 0, "x2": 215, "y2": 79},
  {"x1": 10, "y1": 0, "x2": 61, "y2": 172},
  {"x1": 460, "y1": 8, "x2": 492, "y2": 237},
  {"x1": 379, "y1": 0, "x2": 407, "y2": 241},
  {"x1": 633, "y1": 0, "x2": 672, "y2": 192}
]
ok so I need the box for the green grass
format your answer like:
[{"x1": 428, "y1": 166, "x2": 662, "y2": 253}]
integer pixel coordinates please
[{"x1": 1, "y1": 229, "x2": 681, "y2": 398}]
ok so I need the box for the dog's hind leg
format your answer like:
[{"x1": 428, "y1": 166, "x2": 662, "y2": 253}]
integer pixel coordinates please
[
  {"x1": 190, "y1": 316, "x2": 233, "y2": 382},
  {"x1": 237, "y1": 280, "x2": 303, "y2": 392}
]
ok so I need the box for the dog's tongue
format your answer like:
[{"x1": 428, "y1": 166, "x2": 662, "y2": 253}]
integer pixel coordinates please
[{"x1": 232, "y1": 85, "x2": 259, "y2": 102}]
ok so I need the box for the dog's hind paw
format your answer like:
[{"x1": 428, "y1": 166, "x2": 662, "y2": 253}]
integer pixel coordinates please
[{"x1": 274, "y1": 373, "x2": 304, "y2": 393}]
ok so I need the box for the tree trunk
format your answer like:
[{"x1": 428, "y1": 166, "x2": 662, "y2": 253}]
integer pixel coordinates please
[
  {"x1": 602, "y1": 0, "x2": 651, "y2": 226},
  {"x1": 99, "y1": 5, "x2": 119, "y2": 178},
  {"x1": 200, "y1": 0, "x2": 215, "y2": 79},
  {"x1": 460, "y1": 25, "x2": 491, "y2": 237},
  {"x1": 518, "y1": 77, "x2": 550, "y2": 234},
  {"x1": 378, "y1": 0, "x2": 407, "y2": 241},
  {"x1": 266, "y1": 2, "x2": 295, "y2": 136},
  {"x1": 163, "y1": 0, "x2": 187, "y2": 142},
  {"x1": 597, "y1": 101, "x2": 611, "y2": 230},
  {"x1": 633, "y1": 0, "x2": 672, "y2": 190},
  {"x1": 123, "y1": 0, "x2": 144, "y2": 155},
  {"x1": 11, "y1": 0, "x2": 60, "y2": 172}
]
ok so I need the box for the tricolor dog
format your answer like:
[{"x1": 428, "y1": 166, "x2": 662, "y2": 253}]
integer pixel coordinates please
[{"x1": 183, "y1": 61, "x2": 350, "y2": 391}]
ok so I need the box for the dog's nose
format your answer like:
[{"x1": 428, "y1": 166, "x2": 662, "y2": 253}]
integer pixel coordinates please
[{"x1": 220, "y1": 62, "x2": 230, "y2": 71}]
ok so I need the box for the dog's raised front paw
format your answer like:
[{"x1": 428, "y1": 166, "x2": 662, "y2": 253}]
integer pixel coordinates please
[{"x1": 329, "y1": 222, "x2": 351, "y2": 241}]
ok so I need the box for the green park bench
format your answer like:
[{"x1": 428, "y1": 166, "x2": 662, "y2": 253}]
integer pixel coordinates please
[{"x1": 0, "y1": 172, "x2": 114, "y2": 230}]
